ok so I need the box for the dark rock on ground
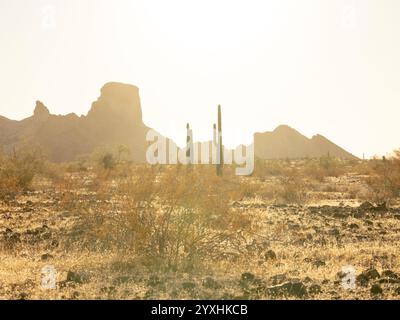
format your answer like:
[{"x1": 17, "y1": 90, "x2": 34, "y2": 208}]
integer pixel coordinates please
[
  {"x1": 363, "y1": 268, "x2": 381, "y2": 280},
  {"x1": 66, "y1": 271, "x2": 89, "y2": 284},
  {"x1": 370, "y1": 284, "x2": 383, "y2": 295},
  {"x1": 309, "y1": 284, "x2": 322, "y2": 295},
  {"x1": 378, "y1": 270, "x2": 400, "y2": 284},
  {"x1": 356, "y1": 268, "x2": 381, "y2": 287},
  {"x1": 375, "y1": 202, "x2": 388, "y2": 212},
  {"x1": 312, "y1": 259, "x2": 326, "y2": 268},
  {"x1": 359, "y1": 201, "x2": 375, "y2": 211},
  {"x1": 241, "y1": 272, "x2": 256, "y2": 284},
  {"x1": 266, "y1": 281, "x2": 308, "y2": 298},
  {"x1": 364, "y1": 220, "x2": 374, "y2": 226},
  {"x1": 263, "y1": 249, "x2": 277, "y2": 261},
  {"x1": 381, "y1": 270, "x2": 399, "y2": 279},
  {"x1": 41, "y1": 253, "x2": 54, "y2": 261},
  {"x1": 18, "y1": 292, "x2": 29, "y2": 300},
  {"x1": 270, "y1": 274, "x2": 287, "y2": 286},
  {"x1": 356, "y1": 274, "x2": 369, "y2": 287}
]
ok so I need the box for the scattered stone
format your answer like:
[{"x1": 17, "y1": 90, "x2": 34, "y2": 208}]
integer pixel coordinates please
[
  {"x1": 336, "y1": 270, "x2": 347, "y2": 280},
  {"x1": 309, "y1": 284, "x2": 322, "y2": 295},
  {"x1": 370, "y1": 284, "x2": 383, "y2": 295},
  {"x1": 363, "y1": 268, "x2": 380, "y2": 280},
  {"x1": 379, "y1": 277, "x2": 400, "y2": 284},
  {"x1": 381, "y1": 270, "x2": 399, "y2": 279},
  {"x1": 356, "y1": 274, "x2": 369, "y2": 287},
  {"x1": 269, "y1": 274, "x2": 287, "y2": 286},
  {"x1": 50, "y1": 239, "x2": 59, "y2": 247},
  {"x1": 378, "y1": 270, "x2": 400, "y2": 284},
  {"x1": 67, "y1": 271, "x2": 89, "y2": 284},
  {"x1": 41, "y1": 253, "x2": 54, "y2": 261},
  {"x1": 354, "y1": 211, "x2": 365, "y2": 219},
  {"x1": 359, "y1": 201, "x2": 375, "y2": 211},
  {"x1": 266, "y1": 281, "x2": 308, "y2": 298},
  {"x1": 3, "y1": 228, "x2": 21, "y2": 245},
  {"x1": 241, "y1": 272, "x2": 256, "y2": 284},
  {"x1": 263, "y1": 250, "x2": 277, "y2": 261},
  {"x1": 57, "y1": 280, "x2": 69, "y2": 289},
  {"x1": 312, "y1": 259, "x2": 326, "y2": 268},
  {"x1": 356, "y1": 268, "x2": 380, "y2": 287},
  {"x1": 375, "y1": 202, "x2": 387, "y2": 212},
  {"x1": 18, "y1": 292, "x2": 29, "y2": 300}
]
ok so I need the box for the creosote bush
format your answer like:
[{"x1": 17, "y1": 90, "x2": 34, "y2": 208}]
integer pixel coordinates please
[
  {"x1": 0, "y1": 150, "x2": 45, "y2": 199},
  {"x1": 70, "y1": 165, "x2": 256, "y2": 272},
  {"x1": 366, "y1": 151, "x2": 400, "y2": 204}
]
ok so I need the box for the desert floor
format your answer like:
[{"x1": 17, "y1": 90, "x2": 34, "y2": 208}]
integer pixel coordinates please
[{"x1": 1, "y1": 160, "x2": 400, "y2": 300}]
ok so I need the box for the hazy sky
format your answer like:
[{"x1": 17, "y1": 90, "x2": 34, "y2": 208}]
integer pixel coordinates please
[{"x1": 1, "y1": 0, "x2": 399, "y2": 157}]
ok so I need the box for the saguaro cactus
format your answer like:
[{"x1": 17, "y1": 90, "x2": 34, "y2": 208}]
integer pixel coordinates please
[
  {"x1": 186, "y1": 123, "x2": 191, "y2": 163},
  {"x1": 186, "y1": 123, "x2": 194, "y2": 164},
  {"x1": 216, "y1": 105, "x2": 223, "y2": 176}
]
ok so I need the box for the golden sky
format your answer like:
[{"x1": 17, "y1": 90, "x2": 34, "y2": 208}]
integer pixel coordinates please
[{"x1": 1, "y1": 0, "x2": 400, "y2": 157}]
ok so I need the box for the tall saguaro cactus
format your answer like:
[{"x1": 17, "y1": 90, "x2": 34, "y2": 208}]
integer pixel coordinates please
[
  {"x1": 217, "y1": 105, "x2": 223, "y2": 176},
  {"x1": 186, "y1": 123, "x2": 192, "y2": 164}
]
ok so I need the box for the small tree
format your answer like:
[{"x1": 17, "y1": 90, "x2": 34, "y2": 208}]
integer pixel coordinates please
[{"x1": 101, "y1": 153, "x2": 115, "y2": 170}]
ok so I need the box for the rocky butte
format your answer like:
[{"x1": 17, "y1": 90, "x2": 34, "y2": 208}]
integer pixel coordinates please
[{"x1": 0, "y1": 82, "x2": 357, "y2": 162}]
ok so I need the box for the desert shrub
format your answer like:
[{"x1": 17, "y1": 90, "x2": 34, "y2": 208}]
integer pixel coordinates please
[
  {"x1": 353, "y1": 160, "x2": 374, "y2": 176},
  {"x1": 274, "y1": 169, "x2": 309, "y2": 204},
  {"x1": 303, "y1": 156, "x2": 345, "y2": 182},
  {"x1": 254, "y1": 158, "x2": 287, "y2": 178},
  {"x1": 69, "y1": 165, "x2": 255, "y2": 272},
  {"x1": 66, "y1": 157, "x2": 89, "y2": 173},
  {"x1": 0, "y1": 150, "x2": 45, "y2": 199},
  {"x1": 101, "y1": 153, "x2": 116, "y2": 170},
  {"x1": 365, "y1": 152, "x2": 400, "y2": 204}
]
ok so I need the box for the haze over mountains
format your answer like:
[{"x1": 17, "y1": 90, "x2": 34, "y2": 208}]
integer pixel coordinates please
[
  {"x1": 254, "y1": 126, "x2": 357, "y2": 160},
  {"x1": 0, "y1": 82, "x2": 357, "y2": 162}
]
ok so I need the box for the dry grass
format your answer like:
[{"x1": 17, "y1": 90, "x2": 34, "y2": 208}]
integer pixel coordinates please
[{"x1": 1, "y1": 153, "x2": 400, "y2": 300}]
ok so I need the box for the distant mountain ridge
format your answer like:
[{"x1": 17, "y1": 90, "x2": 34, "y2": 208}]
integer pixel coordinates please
[
  {"x1": 254, "y1": 125, "x2": 357, "y2": 160},
  {"x1": 0, "y1": 82, "x2": 357, "y2": 162},
  {"x1": 0, "y1": 83, "x2": 151, "y2": 162}
]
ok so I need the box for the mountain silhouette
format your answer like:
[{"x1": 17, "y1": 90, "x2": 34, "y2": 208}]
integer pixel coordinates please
[
  {"x1": 254, "y1": 125, "x2": 357, "y2": 159},
  {"x1": 0, "y1": 83, "x2": 357, "y2": 162},
  {"x1": 0, "y1": 83, "x2": 151, "y2": 162}
]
